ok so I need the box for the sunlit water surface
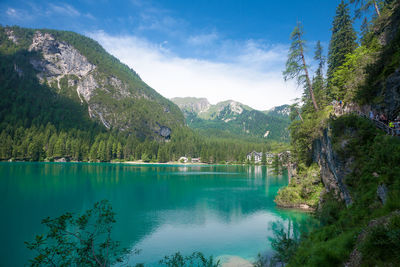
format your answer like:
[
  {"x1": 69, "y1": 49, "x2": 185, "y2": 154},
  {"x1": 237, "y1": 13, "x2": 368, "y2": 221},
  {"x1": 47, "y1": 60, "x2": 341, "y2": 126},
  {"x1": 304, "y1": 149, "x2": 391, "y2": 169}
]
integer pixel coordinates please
[{"x1": 0, "y1": 163, "x2": 312, "y2": 266}]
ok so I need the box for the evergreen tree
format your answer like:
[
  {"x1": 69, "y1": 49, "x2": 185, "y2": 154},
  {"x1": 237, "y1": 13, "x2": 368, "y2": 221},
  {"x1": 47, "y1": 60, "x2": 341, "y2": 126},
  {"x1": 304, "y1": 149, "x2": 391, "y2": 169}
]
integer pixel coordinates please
[
  {"x1": 97, "y1": 140, "x2": 107, "y2": 162},
  {"x1": 327, "y1": 1, "x2": 357, "y2": 85},
  {"x1": 157, "y1": 146, "x2": 168, "y2": 163},
  {"x1": 272, "y1": 155, "x2": 281, "y2": 175},
  {"x1": 53, "y1": 134, "x2": 66, "y2": 157},
  {"x1": 350, "y1": 0, "x2": 383, "y2": 17},
  {"x1": 261, "y1": 151, "x2": 267, "y2": 166},
  {"x1": 360, "y1": 17, "x2": 371, "y2": 46},
  {"x1": 89, "y1": 142, "x2": 98, "y2": 162},
  {"x1": 283, "y1": 22, "x2": 319, "y2": 111},
  {"x1": 116, "y1": 142, "x2": 123, "y2": 159},
  {"x1": 313, "y1": 41, "x2": 327, "y2": 107}
]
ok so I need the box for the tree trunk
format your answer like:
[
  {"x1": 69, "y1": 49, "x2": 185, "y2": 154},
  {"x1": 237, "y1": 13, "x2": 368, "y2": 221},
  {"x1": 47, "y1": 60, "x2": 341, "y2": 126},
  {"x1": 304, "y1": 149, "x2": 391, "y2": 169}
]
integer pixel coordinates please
[
  {"x1": 296, "y1": 108, "x2": 304, "y2": 122},
  {"x1": 373, "y1": 0, "x2": 381, "y2": 17},
  {"x1": 299, "y1": 38, "x2": 319, "y2": 111}
]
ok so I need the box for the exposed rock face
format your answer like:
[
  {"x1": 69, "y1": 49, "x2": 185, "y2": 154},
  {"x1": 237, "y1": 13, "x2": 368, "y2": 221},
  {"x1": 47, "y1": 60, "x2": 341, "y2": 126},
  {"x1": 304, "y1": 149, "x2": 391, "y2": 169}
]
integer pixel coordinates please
[
  {"x1": 1, "y1": 26, "x2": 185, "y2": 140},
  {"x1": 156, "y1": 124, "x2": 172, "y2": 139},
  {"x1": 29, "y1": 32, "x2": 95, "y2": 78},
  {"x1": 382, "y1": 68, "x2": 400, "y2": 119},
  {"x1": 5, "y1": 29, "x2": 19, "y2": 44},
  {"x1": 313, "y1": 128, "x2": 353, "y2": 206},
  {"x1": 171, "y1": 97, "x2": 211, "y2": 114},
  {"x1": 370, "y1": 2, "x2": 400, "y2": 119},
  {"x1": 25, "y1": 30, "x2": 176, "y2": 138},
  {"x1": 377, "y1": 183, "x2": 388, "y2": 204},
  {"x1": 28, "y1": 31, "x2": 99, "y2": 104},
  {"x1": 229, "y1": 101, "x2": 243, "y2": 114}
]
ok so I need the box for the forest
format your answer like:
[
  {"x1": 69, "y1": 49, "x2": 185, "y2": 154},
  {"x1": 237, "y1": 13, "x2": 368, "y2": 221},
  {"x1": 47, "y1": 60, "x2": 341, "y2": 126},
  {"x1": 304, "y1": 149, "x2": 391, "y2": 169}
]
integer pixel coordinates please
[
  {"x1": 0, "y1": 25, "x2": 287, "y2": 164},
  {"x1": 269, "y1": 0, "x2": 400, "y2": 266}
]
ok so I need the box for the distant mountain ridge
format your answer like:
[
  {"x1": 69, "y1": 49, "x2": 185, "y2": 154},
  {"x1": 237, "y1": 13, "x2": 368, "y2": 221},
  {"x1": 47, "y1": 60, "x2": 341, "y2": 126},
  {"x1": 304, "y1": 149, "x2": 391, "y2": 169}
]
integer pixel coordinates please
[
  {"x1": 0, "y1": 26, "x2": 184, "y2": 140},
  {"x1": 171, "y1": 97, "x2": 290, "y2": 142}
]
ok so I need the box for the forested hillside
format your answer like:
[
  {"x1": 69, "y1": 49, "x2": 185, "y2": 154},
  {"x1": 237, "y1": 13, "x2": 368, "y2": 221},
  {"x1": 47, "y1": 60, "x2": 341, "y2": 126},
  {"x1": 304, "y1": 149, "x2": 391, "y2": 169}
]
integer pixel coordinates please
[
  {"x1": 0, "y1": 26, "x2": 286, "y2": 163},
  {"x1": 172, "y1": 97, "x2": 291, "y2": 142},
  {"x1": 0, "y1": 26, "x2": 184, "y2": 138},
  {"x1": 268, "y1": 1, "x2": 400, "y2": 266}
]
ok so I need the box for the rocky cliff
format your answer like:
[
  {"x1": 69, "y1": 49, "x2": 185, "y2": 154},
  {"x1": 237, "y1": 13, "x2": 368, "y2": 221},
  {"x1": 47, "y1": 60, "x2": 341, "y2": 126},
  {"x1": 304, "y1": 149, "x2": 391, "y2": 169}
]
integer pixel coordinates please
[
  {"x1": 361, "y1": 1, "x2": 400, "y2": 120},
  {"x1": 312, "y1": 127, "x2": 353, "y2": 206},
  {"x1": 1, "y1": 26, "x2": 184, "y2": 140}
]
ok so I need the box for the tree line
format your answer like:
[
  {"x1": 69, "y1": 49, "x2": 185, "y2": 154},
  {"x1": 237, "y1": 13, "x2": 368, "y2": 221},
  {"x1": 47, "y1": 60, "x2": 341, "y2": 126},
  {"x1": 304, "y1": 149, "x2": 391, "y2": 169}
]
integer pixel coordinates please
[
  {"x1": 0, "y1": 121, "x2": 287, "y2": 164},
  {"x1": 284, "y1": 0, "x2": 397, "y2": 166}
]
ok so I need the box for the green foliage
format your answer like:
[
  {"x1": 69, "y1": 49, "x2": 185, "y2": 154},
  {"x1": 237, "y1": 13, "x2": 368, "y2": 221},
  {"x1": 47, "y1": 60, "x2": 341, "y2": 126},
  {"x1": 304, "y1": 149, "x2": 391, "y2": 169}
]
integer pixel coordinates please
[
  {"x1": 311, "y1": 41, "x2": 329, "y2": 109},
  {"x1": 289, "y1": 106, "x2": 332, "y2": 166},
  {"x1": 357, "y1": 1, "x2": 400, "y2": 106},
  {"x1": 0, "y1": 26, "x2": 290, "y2": 164},
  {"x1": 282, "y1": 2, "x2": 400, "y2": 266},
  {"x1": 286, "y1": 115, "x2": 400, "y2": 266},
  {"x1": 359, "y1": 214, "x2": 400, "y2": 265},
  {"x1": 0, "y1": 25, "x2": 184, "y2": 142},
  {"x1": 261, "y1": 151, "x2": 267, "y2": 165},
  {"x1": 25, "y1": 200, "x2": 131, "y2": 266},
  {"x1": 177, "y1": 102, "x2": 291, "y2": 143},
  {"x1": 275, "y1": 164, "x2": 323, "y2": 208},
  {"x1": 327, "y1": 1, "x2": 357, "y2": 85},
  {"x1": 159, "y1": 252, "x2": 220, "y2": 267},
  {"x1": 255, "y1": 229, "x2": 300, "y2": 267},
  {"x1": 283, "y1": 23, "x2": 307, "y2": 87},
  {"x1": 283, "y1": 22, "x2": 319, "y2": 111},
  {"x1": 330, "y1": 45, "x2": 378, "y2": 102},
  {"x1": 349, "y1": 0, "x2": 386, "y2": 18}
]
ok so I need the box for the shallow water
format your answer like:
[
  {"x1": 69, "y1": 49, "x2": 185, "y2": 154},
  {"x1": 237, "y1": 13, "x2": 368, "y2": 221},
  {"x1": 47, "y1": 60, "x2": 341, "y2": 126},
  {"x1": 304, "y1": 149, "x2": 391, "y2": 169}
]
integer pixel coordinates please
[{"x1": 0, "y1": 162, "x2": 311, "y2": 266}]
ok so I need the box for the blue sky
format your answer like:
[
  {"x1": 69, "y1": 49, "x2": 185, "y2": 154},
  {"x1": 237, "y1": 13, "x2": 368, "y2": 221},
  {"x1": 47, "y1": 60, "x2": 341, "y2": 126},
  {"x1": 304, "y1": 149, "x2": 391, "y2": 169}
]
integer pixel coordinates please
[{"x1": 0, "y1": 0, "x2": 359, "y2": 110}]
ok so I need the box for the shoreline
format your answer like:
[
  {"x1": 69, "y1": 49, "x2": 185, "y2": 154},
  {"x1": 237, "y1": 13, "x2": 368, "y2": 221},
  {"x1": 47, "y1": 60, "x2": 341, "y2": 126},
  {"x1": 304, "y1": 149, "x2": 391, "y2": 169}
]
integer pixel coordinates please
[{"x1": 275, "y1": 203, "x2": 316, "y2": 212}]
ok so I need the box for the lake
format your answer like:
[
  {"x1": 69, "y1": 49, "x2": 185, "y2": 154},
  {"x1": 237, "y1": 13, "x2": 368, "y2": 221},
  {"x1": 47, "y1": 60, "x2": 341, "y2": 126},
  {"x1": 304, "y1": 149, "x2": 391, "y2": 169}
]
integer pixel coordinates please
[{"x1": 0, "y1": 162, "x2": 312, "y2": 266}]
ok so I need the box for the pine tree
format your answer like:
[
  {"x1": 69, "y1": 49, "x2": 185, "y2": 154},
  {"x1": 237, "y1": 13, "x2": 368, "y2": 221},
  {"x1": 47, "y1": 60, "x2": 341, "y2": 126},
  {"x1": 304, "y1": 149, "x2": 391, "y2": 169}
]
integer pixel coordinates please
[
  {"x1": 261, "y1": 151, "x2": 267, "y2": 166},
  {"x1": 116, "y1": 142, "x2": 123, "y2": 159},
  {"x1": 272, "y1": 155, "x2": 281, "y2": 175},
  {"x1": 283, "y1": 22, "x2": 319, "y2": 111},
  {"x1": 327, "y1": 1, "x2": 357, "y2": 85},
  {"x1": 350, "y1": 0, "x2": 382, "y2": 17},
  {"x1": 313, "y1": 41, "x2": 327, "y2": 107},
  {"x1": 97, "y1": 140, "x2": 107, "y2": 162},
  {"x1": 157, "y1": 146, "x2": 168, "y2": 163}
]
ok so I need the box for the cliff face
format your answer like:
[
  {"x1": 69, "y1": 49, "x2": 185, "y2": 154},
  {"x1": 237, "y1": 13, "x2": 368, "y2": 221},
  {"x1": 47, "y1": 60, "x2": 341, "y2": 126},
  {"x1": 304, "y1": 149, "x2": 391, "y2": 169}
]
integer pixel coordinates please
[
  {"x1": 1, "y1": 27, "x2": 184, "y2": 139},
  {"x1": 312, "y1": 127, "x2": 353, "y2": 206},
  {"x1": 365, "y1": 2, "x2": 400, "y2": 120}
]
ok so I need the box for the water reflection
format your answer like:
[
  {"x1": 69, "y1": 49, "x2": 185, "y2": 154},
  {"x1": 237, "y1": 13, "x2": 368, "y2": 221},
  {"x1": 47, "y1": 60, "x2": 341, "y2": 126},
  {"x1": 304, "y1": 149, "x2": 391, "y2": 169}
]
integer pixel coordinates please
[{"x1": 0, "y1": 163, "x2": 311, "y2": 266}]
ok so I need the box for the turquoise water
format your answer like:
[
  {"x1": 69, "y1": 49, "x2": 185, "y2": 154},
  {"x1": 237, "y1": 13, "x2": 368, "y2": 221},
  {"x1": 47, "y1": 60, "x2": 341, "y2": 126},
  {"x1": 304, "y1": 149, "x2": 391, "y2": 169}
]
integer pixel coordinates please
[{"x1": 0, "y1": 162, "x2": 311, "y2": 266}]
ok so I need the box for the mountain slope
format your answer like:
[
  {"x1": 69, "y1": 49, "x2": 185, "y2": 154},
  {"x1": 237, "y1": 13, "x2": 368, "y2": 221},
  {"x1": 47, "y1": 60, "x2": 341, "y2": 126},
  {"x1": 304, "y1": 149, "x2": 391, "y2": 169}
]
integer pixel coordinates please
[
  {"x1": 0, "y1": 26, "x2": 184, "y2": 140},
  {"x1": 171, "y1": 97, "x2": 290, "y2": 142}
]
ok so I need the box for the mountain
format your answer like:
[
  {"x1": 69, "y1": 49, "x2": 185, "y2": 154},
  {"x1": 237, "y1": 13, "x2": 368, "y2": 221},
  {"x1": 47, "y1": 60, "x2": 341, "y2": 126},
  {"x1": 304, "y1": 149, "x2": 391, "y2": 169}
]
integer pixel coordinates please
[
  {"x1": 0, "y1": 26, "x2": 184, "y2": 140},
  {"x1": 171, "y1": 97, "x2": 290, "y2": 142},
  {"x1": 263, "y1": 104, "x2": 291, "y2": 118}
]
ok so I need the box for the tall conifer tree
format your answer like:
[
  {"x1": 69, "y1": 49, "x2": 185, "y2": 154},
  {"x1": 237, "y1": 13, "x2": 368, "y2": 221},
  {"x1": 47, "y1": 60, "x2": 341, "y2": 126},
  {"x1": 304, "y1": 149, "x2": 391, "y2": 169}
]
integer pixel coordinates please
[
  {"x1": 350, "y1": 0, "x2": 383, "y2": 17},
  {"x1": 313, "y1": 41, "x2": 327, "y2": 106},
  {"x1": 283, "y1": 22, "x2": 319, "y2": 111},
  {"x1": 327, "y1": 1, "x2": 357, "y2": 85}
]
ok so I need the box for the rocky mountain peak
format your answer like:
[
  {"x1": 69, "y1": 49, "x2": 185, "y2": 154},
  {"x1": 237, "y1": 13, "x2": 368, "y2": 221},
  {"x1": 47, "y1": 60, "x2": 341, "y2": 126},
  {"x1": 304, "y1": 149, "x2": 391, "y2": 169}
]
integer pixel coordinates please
[
  {"x1": 170, "y1": 97, "x2": 211, "y2": 114},
  {"x1": 1, "y1": 26, "x2": 184, "y2": 139}
]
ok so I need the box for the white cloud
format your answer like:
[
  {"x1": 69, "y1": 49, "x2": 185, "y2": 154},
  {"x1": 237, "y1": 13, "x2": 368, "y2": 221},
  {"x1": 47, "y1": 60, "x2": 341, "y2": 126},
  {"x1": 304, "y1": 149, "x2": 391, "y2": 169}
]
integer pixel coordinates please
[
  {"x1": 47, "y1": 3, "x2": 81, "y2": 17},
  {"x1": 6, "y1": 8, "x2": 17, "y2": 17},
  {"x1": 89, "y1": 31, "x2": 299, "y2": 110},
  {"x1": 188, "y1": 32, "x2": 219, "y2": 46}
]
